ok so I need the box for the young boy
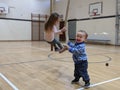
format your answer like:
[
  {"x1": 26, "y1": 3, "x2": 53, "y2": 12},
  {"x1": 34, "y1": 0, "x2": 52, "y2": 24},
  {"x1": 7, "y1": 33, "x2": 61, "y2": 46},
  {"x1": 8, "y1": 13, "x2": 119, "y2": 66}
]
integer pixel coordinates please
[{"x1": 60, "y1": 30, "x2": 90, "y2": 88}]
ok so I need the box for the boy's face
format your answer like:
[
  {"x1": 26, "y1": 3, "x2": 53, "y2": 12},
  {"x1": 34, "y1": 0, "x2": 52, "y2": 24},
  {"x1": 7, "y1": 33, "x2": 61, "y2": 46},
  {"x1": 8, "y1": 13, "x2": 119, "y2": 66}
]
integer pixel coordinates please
[{"x1": 76, "y1": 32, "x2": 86, "y2": 43}]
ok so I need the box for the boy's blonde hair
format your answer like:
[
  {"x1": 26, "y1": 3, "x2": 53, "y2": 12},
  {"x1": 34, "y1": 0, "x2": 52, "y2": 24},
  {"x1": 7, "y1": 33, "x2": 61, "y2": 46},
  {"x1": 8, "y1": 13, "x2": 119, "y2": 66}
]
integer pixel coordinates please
[{"x1": 78, "y1": 30, "x2": 88, "y2": 39}]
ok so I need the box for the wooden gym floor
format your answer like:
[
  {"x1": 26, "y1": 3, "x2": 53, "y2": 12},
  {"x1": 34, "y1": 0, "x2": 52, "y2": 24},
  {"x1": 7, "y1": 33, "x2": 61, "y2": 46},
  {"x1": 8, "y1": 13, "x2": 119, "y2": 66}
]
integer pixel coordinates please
[{"x1": 0, "y1": 41, "x2": 119, "y2": 90}]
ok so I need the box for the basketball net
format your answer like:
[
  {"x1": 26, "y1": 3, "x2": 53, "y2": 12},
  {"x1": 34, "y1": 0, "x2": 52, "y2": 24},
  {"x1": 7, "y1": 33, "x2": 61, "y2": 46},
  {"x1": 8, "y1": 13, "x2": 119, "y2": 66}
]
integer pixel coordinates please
[
  {"x1": 93, "y1": 12, "x2": 97, "y2": 16},
  {"x1": 89, "y1": 12, "x2": 97, "y2": 19},
  {"x1": 0, "y1": 10, "x2": 3, "y2": 14}
]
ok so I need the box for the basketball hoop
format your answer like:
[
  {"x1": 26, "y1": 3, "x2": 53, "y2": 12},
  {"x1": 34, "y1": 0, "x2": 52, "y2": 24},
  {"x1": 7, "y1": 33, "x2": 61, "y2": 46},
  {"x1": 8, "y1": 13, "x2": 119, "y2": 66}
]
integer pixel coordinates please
[
  {"x1": 0, "y1": 7, "x2": 5, "y2": 14},
  {"x1": 0, "y1": 10, "x2": 4, "y2": 15},
  {"x1": 93, "y1": 12, "x2": 97, "y2": 16},
  {"x1": 89, "y1": 11, "x2": 97, "y2": 19},
  {"x1": 0, "y1": 10, "x2": 3, "y2": 13},
  {"x1": 0, "y1": 3, "x2": 9, "y2": 15}
]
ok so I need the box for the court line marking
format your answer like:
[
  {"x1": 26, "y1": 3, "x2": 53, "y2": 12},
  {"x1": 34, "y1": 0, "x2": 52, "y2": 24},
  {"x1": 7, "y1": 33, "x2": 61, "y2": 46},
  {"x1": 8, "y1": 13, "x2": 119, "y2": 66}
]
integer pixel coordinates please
[
  {"x1": 76, "y1": 77, "x2": 120, "y2": 90},
  {"x1": 0, "y1": 59, "x2": 48, "y2": 67},
  {"x1": 0, "y1": 73, "x2": 19, "y2": 90},
  {"x1": 31, "y1": 47, "x2": 48, "y2": 51},
  {"x1": 87, "y1": 46, "x2": 120, "y2": 53},
  {"x1": 48, "y1": 53, "x2": 112, "y2": 63}
]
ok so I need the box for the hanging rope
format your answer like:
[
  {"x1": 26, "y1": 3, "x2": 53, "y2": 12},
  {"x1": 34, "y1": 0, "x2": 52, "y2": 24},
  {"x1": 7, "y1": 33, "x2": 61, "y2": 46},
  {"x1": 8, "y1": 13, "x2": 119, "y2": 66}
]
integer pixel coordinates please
[{"x1": 64, "y1": 0, "x2": 70, "y2": 43}]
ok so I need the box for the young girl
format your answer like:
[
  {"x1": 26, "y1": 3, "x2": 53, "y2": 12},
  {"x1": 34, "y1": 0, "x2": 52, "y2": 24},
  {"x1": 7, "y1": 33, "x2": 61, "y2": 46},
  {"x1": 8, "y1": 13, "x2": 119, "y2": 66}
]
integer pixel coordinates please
[{"x1": 44, "y1": 12, "x2": 66, "y2": 51}]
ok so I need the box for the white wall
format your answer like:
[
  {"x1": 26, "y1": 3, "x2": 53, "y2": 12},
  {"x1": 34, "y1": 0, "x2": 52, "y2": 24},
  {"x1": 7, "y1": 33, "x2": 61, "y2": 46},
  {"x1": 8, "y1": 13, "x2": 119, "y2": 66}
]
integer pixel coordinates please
[
  {"x1": 55, "y1": 0, "x2": 116, "y2": 45},
  {"x1": 0, "y1": 0, "x2": 50, "y2": 19},
  {"x1": 77, "y1": 18, "x2": 116, "y2": 44},
  {"x1": 0, "y1": 0, "x2": 117, "y2": 44},
  {"x1": 0, "y1": 19, "x2": 31, "y2": 40},
  {"x1": 55, "y1": 0, "x2": 116, "y2": 19},
  {"x1": 0, "y1": 0, "x2": 50, "y2": 40},
  {"x1": 76, "y1": 0, "x2": 116, "y2": 45}
]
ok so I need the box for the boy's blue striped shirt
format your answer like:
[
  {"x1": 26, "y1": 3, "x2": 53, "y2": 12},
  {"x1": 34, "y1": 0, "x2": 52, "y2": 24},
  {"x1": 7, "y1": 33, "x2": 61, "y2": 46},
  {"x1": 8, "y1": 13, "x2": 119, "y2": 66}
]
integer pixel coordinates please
[{"x1": 68, "y1": 42, "x2": 87, "y2": 63}]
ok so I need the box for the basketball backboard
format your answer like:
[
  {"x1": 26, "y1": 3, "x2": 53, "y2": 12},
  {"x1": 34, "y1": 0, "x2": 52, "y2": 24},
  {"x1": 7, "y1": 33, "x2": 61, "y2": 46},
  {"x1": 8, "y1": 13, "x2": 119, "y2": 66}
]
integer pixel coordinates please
[
  {"x1": 89, "y1": 2, "x2": 102, "y2": 16},
  {"x1": 0, "y1": 3, "x2": 8, "y2": 15}
]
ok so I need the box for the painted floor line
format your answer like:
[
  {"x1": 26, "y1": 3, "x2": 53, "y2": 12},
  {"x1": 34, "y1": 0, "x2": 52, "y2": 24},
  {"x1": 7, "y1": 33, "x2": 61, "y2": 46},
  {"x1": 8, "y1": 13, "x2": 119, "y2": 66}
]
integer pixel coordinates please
[
  {"x1": 0, "y1": 73, "x2": 19, "y2": 90},
  {"x1": 31, "y1": 47, "x2": 48, "y2": 51},
  {"x1": 77, "y1": 77, "x2": 120, "y2": 90}
]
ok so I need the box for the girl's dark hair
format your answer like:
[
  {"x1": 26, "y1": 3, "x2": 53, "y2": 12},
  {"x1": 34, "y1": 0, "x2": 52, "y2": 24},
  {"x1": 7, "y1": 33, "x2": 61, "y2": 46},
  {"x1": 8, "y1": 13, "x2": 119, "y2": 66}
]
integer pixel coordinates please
[{"x1": 45, "y1": 12, "x2": 60, "y2": 32}]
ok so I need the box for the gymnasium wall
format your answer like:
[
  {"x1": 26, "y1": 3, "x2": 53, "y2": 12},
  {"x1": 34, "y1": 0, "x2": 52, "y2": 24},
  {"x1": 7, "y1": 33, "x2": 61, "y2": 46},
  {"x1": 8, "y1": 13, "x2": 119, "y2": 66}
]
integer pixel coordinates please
[
  {"x1": 0, "y1": 0, "x2": 50, "y2": 40},
  {"x1": 0, "y1": 19, "x2": 31, "y2": 40},
  {"x1": 55, "y1": 0, "x2": 115, "y2": 19},
  {"x1": 0, "y1": 0, "x2": 117, "y2": 44},
  {"x1": 77, "y1": 18, "x2": 116, "y2": 44},
  {"x1": 76, "y1": 0, "x2": 116, "y2": 45},
  {"x1": 55, "y1": 0, "x2": 116, "y2": 45}
]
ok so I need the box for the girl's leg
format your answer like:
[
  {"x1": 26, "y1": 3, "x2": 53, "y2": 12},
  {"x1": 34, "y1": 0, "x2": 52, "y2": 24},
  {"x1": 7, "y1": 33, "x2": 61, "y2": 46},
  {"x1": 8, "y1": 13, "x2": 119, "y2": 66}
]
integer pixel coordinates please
[
  {"x1": 47, "y1": 41, "x2": 59, "y2": 51},
  {"x1": 53, "y1": 39, "x2": 63, "y2": 49}
]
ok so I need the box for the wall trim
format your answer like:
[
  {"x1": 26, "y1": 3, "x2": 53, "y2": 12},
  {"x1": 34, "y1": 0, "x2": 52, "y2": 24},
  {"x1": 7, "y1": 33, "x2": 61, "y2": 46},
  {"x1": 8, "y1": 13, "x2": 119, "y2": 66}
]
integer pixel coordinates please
[
  {"x1": 68, "y1": 15, "x2": 116, "y2": 21},
  {"x1": 0, "y1": 17, "x2": 45, "y2": 22}
]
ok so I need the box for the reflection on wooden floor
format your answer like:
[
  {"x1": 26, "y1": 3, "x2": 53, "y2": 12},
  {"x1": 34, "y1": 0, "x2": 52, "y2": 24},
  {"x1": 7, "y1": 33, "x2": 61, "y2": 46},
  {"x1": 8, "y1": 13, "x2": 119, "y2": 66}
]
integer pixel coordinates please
[{"x1": 0, "y1": 41, "x2": 119, "y2": 90}]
